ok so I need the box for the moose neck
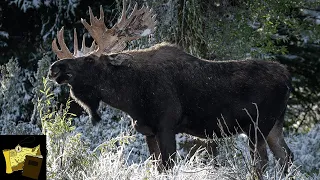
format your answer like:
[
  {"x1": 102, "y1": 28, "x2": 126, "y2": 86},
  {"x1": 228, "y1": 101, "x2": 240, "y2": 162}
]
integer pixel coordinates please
[{"x1": 98, "y1": 65, "x2": 141, "y2": 119}]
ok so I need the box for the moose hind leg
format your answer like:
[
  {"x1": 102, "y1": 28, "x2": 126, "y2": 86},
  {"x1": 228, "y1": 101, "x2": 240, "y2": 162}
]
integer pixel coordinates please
[
  {"x1": 249, "y1": 138, "x2": 268, "y2": 179},
  {"x1": 267, "y1": 121, "x2": 293, "y2": 173}
]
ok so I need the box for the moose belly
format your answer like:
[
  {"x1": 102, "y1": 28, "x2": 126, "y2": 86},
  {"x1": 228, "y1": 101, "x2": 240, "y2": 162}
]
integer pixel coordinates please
[{"x1": 179, "y1": 114, "x2": 242, "y2": 139}]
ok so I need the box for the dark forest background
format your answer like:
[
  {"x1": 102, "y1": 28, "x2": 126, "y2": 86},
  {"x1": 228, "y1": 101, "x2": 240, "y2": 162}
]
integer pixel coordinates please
[{"x1": 0, "y1": 0, "x2": 319, "y2": 132}]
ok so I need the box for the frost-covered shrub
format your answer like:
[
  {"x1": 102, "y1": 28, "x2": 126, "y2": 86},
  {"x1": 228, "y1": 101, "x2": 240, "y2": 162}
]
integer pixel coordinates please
[
  {"x1": 1, "y1": 121, "x2": 41, "y2": 135},
  {"x1": 0, "y1": 58, "x2": 39, "y2": 134},
  {"x1": 46, "y1": 115, "x2": 320, "y2": 179},
  {"x1": 288, "y1": 123, "x2": 320, "y2": 174},
  {"x1": 37, "y1": 80, "x2": 79, "y2": 178},
  {"x1": 38, "y1": 79, "x2": 139, "y2": 179},
  {"x1": 72, "y1": 103, "x2": 150, "y2": 164},
  {"x1": 29, "y1": 53, "x2": 60, "y2": 125}
]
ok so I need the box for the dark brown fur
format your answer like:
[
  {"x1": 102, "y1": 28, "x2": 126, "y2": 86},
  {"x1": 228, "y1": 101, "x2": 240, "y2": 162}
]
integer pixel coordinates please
[{"x1": 48, "y1": 43, "x2": 293, "y2": 176}]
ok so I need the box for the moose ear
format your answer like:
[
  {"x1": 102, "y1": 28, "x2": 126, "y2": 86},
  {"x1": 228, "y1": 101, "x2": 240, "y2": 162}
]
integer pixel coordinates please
[{"x1": 108, "y1": 53, "x2": 133, "y2": 66}]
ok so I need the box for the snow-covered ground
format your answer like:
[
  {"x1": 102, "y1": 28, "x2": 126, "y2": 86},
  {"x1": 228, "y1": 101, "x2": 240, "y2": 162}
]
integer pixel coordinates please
[
  {"x1": 0, "y1": 97, "x2": 319, "y2": 179},
  {"x1": 43, "y1": 104, "x2": 320, "y2": 179}
]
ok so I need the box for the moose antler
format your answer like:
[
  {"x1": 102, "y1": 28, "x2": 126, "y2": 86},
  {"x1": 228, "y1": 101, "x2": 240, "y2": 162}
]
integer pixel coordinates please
[
  {"x1": 82, "y1": 1, "x2": 157, "y2": 55},
  {"x1": 52, "y1": 0, "x2": 157, "y2": 60},
  {"x1": 52, "y1": 27, "x2": 96, "y2": 59},
  {"x1": 52, "y1": 27, "x2": 74, "y2": 59}
]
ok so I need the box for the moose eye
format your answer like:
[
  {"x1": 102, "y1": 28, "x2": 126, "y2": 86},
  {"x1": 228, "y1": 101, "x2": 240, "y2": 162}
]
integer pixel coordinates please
[
  {"x1": 57, "y1": 63, "x2": 68, "y2": 71},
  {"x1": 109, "y1": 54, "x2": 117, "y2": 58},
  {"x1": 85, "y1": 57, "x2": 95, "y2": 63}
]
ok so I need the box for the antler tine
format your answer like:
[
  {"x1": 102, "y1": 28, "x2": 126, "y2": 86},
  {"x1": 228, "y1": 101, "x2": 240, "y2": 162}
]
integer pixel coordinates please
[
  {"x1": 81, "y1": 35, "x2": 89, "y2": 55},
  {"x1": 80, "y1": 35, "x2": 86, "y2": 54},
  {"x1": 100, "y1": 5, "x2": 105, "y2": 23},
  {"x1": 115, "y1": 0, "x2": 134, "y2": 30},
  {"x1": 52, "y1": 39, "x2": 60, "y2": 57},
  {"x1": 52, "y1": 27, "x2": 98, "y2": 59},
  {"x1": 81, "y1": 6, "x2": 110, "y2": 56},
  {"x1": 80, "y1": 34, "x2": 97, "y2": 55},
  {"x1": 121, "y1": 0, "x2": 127, "y2": 21},
  {"x1": 123, "y1": 2, "x2": 157, "y2": 37},
  {"x1": 107, "y1": 0, "x2": 157, "y2": 51},
  {"x1": 73, "y1": 28, "x2": 79, "y2": 56},
  {"x1": 52, "y1": 27, "x2": 74, "y2": 59},
  {"x1": 90, "y1": 41, "x2": 96, "y2": 51}
]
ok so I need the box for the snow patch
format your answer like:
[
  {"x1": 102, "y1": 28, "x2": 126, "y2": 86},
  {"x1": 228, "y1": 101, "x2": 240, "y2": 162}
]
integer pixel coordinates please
[
  {"x1": 141, "y1": 29, "x2": 151, "y2": 36},
  {"x1": 0, "y1": 31, "x2": 9, "y2": 38}
]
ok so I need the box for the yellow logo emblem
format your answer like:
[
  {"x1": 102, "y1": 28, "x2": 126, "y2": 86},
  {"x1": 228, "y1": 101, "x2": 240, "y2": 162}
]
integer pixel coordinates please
[{"x1": 2, "y1": 144, "x2": 42, "y2": 174}]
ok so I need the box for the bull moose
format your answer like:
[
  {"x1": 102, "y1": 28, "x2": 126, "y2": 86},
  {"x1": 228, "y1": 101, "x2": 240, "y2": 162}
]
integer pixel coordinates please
[{"x1": 48, "y1": 0, "x2": 293, "y2": 177}]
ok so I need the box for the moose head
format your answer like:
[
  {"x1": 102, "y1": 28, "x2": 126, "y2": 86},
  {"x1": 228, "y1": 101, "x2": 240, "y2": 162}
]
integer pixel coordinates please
[{"x1": 48, "y1": 0, "x2": 157, "y2": 85}]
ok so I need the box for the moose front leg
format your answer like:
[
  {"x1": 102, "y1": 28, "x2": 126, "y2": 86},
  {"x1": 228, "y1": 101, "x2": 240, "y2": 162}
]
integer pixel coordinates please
[
  {"x1": 153, "y1": 99, "x2": 181, "y2": 170},
  {"x1": 156, "y1": 129, "x2": 176, "y2": 170},
  {"x1": 131, "y1": 120, "x2": 161, "y2": 160},
  {"x1": 145, "y1": 135, "x2": 161, "y2": 160},
  {"x1": 70, "y1": 90, "x2": 101, "y2": 125}
]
